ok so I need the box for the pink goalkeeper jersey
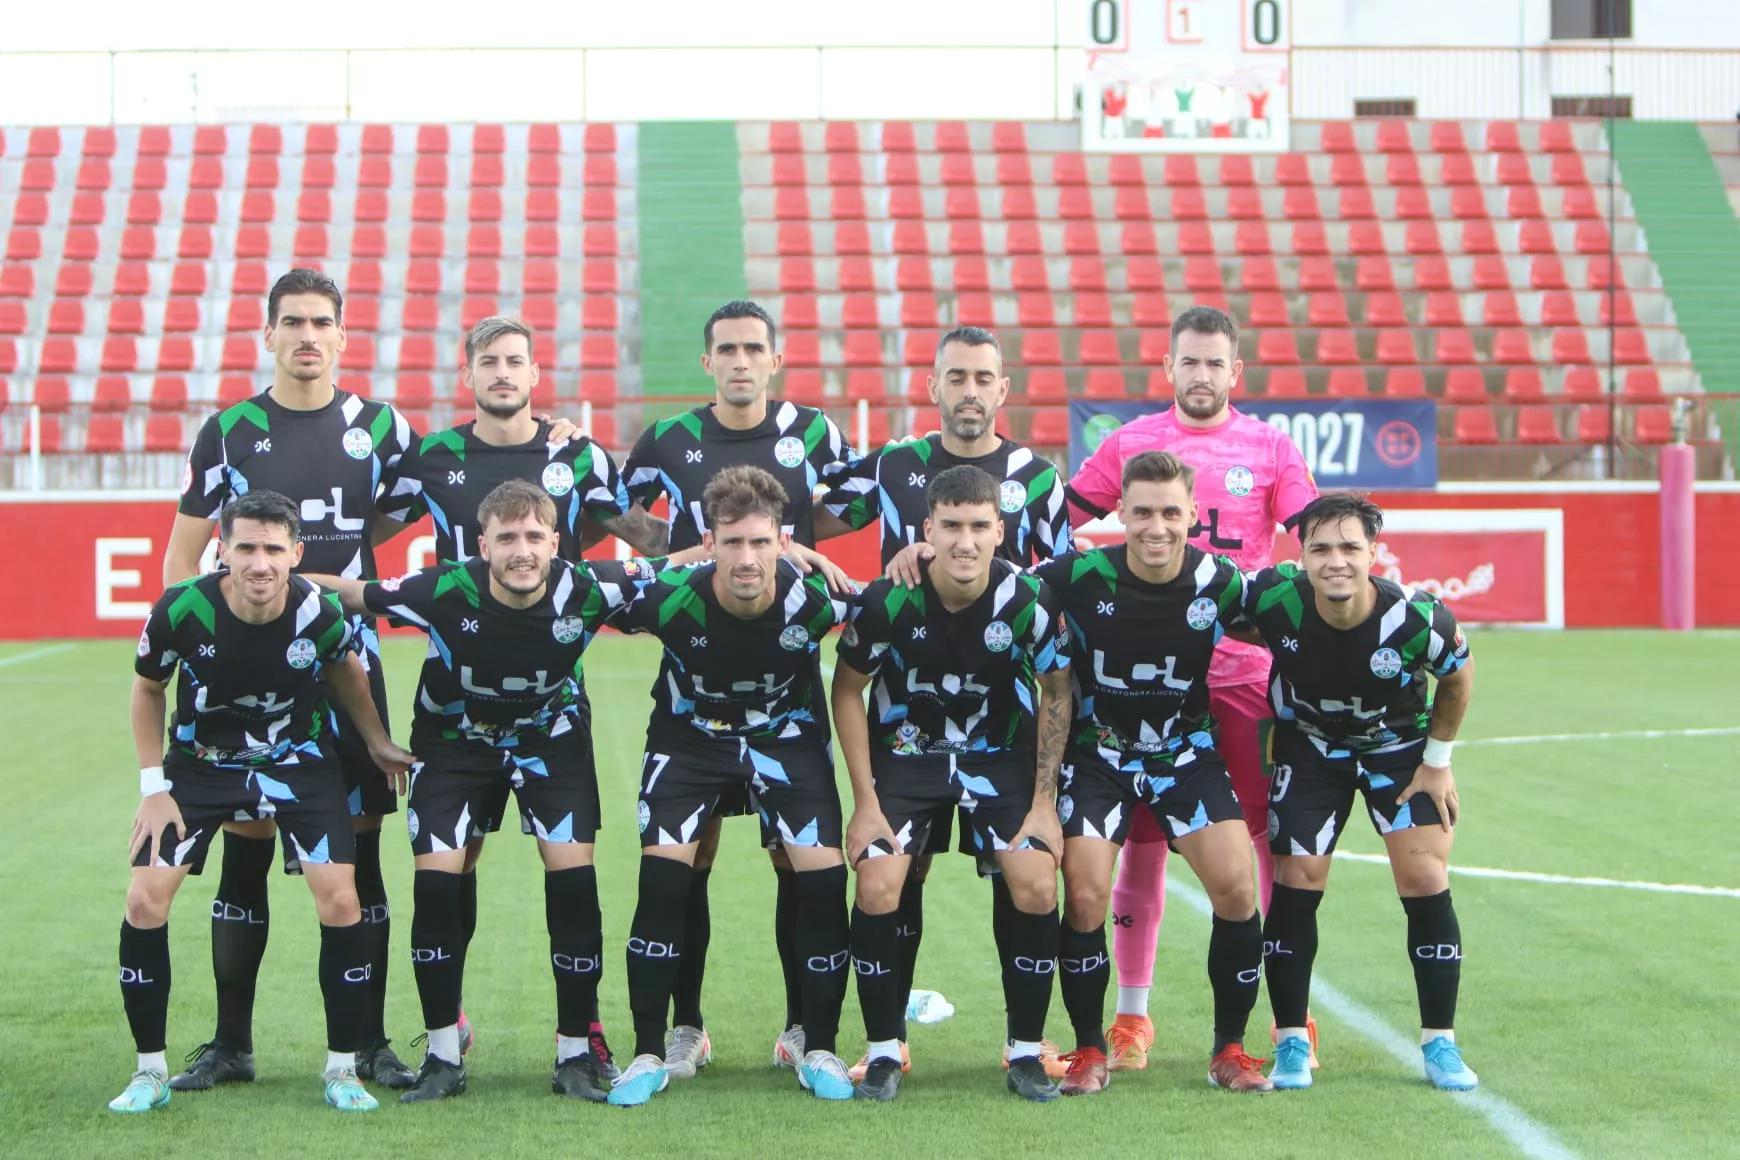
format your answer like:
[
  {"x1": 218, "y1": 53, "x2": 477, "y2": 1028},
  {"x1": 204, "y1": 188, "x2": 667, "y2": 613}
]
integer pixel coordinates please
[{"x1": 1067, "y1": 405, "x2": 1317, "y2": 688}]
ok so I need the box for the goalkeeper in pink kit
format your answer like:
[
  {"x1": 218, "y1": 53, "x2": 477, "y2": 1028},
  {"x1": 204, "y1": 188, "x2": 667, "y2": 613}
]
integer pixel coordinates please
[{"x1": 1065, "y1": 306, "x2": 1318, "y2": 1070}]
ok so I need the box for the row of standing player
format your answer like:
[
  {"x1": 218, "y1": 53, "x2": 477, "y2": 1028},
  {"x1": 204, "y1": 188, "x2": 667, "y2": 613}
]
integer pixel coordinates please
[{"x1": 110, "y1": 271, "x2": 1479, "y2": 1111}]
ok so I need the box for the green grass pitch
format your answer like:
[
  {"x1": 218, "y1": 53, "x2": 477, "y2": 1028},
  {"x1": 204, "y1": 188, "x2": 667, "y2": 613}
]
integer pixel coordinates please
[{"x1": 0, "y1": 630, "x2": 1732, "y2": 1158}]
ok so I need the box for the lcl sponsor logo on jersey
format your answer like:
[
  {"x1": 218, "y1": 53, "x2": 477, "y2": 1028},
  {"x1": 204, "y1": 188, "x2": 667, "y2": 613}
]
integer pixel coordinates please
[{"x1": 460, "y1": 666, "x2": 566, "y2": 696}]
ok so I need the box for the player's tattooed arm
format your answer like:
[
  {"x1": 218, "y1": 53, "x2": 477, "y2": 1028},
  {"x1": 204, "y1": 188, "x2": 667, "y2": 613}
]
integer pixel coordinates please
[
  {"x1": 1426, "y1": 660, "x2": 1474, "y2": 744},
  {"x1": 325, "y1": 653, "x2": 416, "y2": 793},
  {"x1": 590, "y1": 504, "x2": 671, "y2": 555},
  {"x1": 162, "y1": 514, "x2": 217, "y2": 585},
  {"x1": 1398, "y1": 660, "x2": 1475, "y2": 830},
  {"x1": 1034, "y1": 667, "x2": 1073, "y2": 800}
]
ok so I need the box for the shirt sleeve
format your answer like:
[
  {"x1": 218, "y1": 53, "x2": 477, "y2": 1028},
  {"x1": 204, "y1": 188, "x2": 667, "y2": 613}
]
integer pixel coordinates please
[
  {"x1": 361, "y1": 566, "x2": 438, "y2": 625},
  {"x1": 1424, "y1": 601, "x2": 1472, "y2": 678},
  {"x1": 1064, "y1": 426, "x2": 1124, "y2": 523},
  {"x1": 574, "y1": 439, "x2": 633, "y2": 522},
  {"x1": 1270, "y1": 434, "x2": 1318, "y2": 531},
  {"x1": 809, "y1": 410, "x2": 860, "y2": 491},
  {"x1": 1213, "y1": 556, "x2": 1250, "y2": 636},
  {"x1": 313, "y1": 591, "x2": 358, "y2": 662},
  {"x1": 1028, "y1": 463, "x2": 1074, "y2": 560},
  {"x1": 834, "y1": 586, "x2": 891, "y2": 677},
  {"x1": 133, "y1": 597, "x2": 181, "y2": 682},
  {"x1": 374, "y1": 439, "x2": 428, "y2": 525},
  {"x1": 584, "y1": 557, "x2": 664, "y2": 626},
  {"x1": 623, "y1": 421, "x2": 666, "y2": 510},
  {"x1": 177, "y1": 412, "x2": 230, "y2": 519},
  {"x1": 1026, "y1": 578, "x2": 1072, "y2": 674},
  {"x1": 817, "y1": 445, "x2": 884, "y2": 531}
]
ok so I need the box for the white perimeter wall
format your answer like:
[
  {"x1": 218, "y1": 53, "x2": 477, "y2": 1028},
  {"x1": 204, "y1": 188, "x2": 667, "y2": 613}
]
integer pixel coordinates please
[{"x1": 0, "y1": 0, "x2": 1735, "y2": 124}]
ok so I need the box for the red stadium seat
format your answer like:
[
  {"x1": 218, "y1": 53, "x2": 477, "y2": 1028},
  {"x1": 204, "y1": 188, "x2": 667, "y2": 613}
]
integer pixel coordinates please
[
  {"x1": 1514, "y1": 406, "x2": 1562, "y2": 444},
  {"x1": 1493, "y1": 329, "x2": 1535, "y2": 364},
  {"x1": 1561, "y1": 186, "x2": 1600, "y2": 220},
  {"x1": 1519, "y1": 220, "x2": 1557, "y2": 255},
  {"x1": 1315, "y1": 332, "x2": 1360, "y2": 365},
  {"x1": 107, "y1": 298, "x2": 145, "y2": 335},
  {"x1": 1563, "y1": 367, "x2": 1605, "y2": 400},
  {"x1": 1274, "y1": 153, "x2": 1313, "y2": 186},
  {"x1": 1504, "y1": 368, "x2": 1547, "y2": 401},
  {"x1": 1296, "y1": 257, "x2": 1337, "y2": 293},
  {"x1": 83, "y1": 414, "x2": 126, "y2": 454},
  {"x1": 1239, "y1": 256, "x2": 1280, "y2": 292},
  {"x1": 47, "y1": 300, "x2": 86, "y2": 335},
  {"x1": 1507, "y1": 186, "x2": 1545, "y2": 220},
  {"x1": 1248, "y1": 293, "x2": 1290, "y2": 329},
  {"x1": 1550, "y1": 153, "x2": 1587, "y2": 186},
  {"x1": 1612, "y1": 329, "x2": 1651, "y2": 365},
  {"x1": 1306, "y1": 292, "x2": 1349, "y2": 328},
  {"x1": 1375, "y1": 331, "x2": 1418, "y2": 365},
  {"x1": 1574, "y1": 220, "x2": 1611, "y2": 255},
  {"x1": 1451, "y1": 408, "x2": 1499, "y2": 444},
  {"x1": 1395, "y1": 187, "x2": 1433, "y2": 220},
  {"x1": 1632, "y1": 406, "x2": 1673, "y2": 444},
  {"x1": 1330, "y1": 154, "x2": 1367, "y2": 188},
  {"x1": 1540, "y1": 291, "x2": 1580, "y2": 327},
  {"x1": 1442, "y1": 155, "x2": 1480, "y2": 189},
  {"x1": 1256, "y1": 330, "x2": 1301, "y2": 365},
  {"x1": 1386, "y1": 154, "x2": 1423, "y2": 186},
  {"x1": 1079, "y1": 330, "x2": 1121, "y2": 366},
  {"x1": 1355, "y1": 256, "x2": 1396, "y2": 291},
  {"x1": 1326, "y1": 369, "x2": 1369, "y2": 398},
  {"x1": 1364, "y1": 292, "x2": 1407, "y2": 327},
  {"x1": 1262, "y1": 369, "x2": 1308, "y2": 398},
  {"x1": 90, "y1": 375, "x2": 130, "y2": 412},
  {"x1": 1227, "y1": 188, "x2": 1264, "y2": 221},
  {"x1": 157, "y1": 337, "x2": 196, "y2": 373},
  {"x1": 1347, "y1": 222, "x2": 1385, "y2": 256},
  {"x1": 301, "y1": 155, "x2": 336, "y2": 189},
  {"x1": 1382, "y1": 368, "x2": 1427, "y2": 397},
  {"x1": 162, "y1": 298, "x2": 200, "y2": 333},
  {"x1": 1530, "y1": 256, "x2": 1568, "y2": 290},
  {"x1": 1126, "y1": 257, "x2": 1164, "y2": 292},
  {"x1": 1470, "y1": 255, "x2": 1510, "y2": 290},
  {"x1": 1282, "y1": 186, "x2": 1321, "y2": 221},
  {"x1": 1082, "y1": 370, "x2": 1127, "y2": 399},
  {"x1": 1551, "y1": 329, "x2": 1594, "y2": 364},
  {"x1": 0, "y1": 264, "x2": 33, "y2": 299},
  {"x1": 1575, "y1": 405, "x2": 1611, "y2": 442},
  {"x1": 1483, "y1": 291, "x2": 1522, "y2": 327},
  {"x1": 1320, "y1": 121, "x2": 1357, "y2": 153}
]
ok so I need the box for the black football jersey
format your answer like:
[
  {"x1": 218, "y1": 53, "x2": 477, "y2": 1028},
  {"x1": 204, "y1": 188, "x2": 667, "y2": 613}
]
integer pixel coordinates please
[
  {"x1": 376, "y1": 421, "x2": 631, "y2": 563},
  {"x1": 179, "y1": 389, "x2": 414, "y2": 578},
  {"x1": 1031, "y1": 545, "x2": 1243, "y2": 769},
  {"x1": 135, "y1": 573, "x2": 355, "y2": 769},
  {"x1": 820, "y1": 434, "x2": 1073, "y2": 568},
  {"x1": 1242, "y1": 564, "x2": 1471, "y2": 756},
  {"x1": 623, "y1": 401, "x2": 856, "y2": 551},
  {"x1": 837, "y1": 558, "x2": 1070, "y2": 756},
  {"x1": 615, "y1": 557, "x2": 849, "y2": 744},
  {"x1": 362, "y1": 555, "x2": 654, "y2": 750}
]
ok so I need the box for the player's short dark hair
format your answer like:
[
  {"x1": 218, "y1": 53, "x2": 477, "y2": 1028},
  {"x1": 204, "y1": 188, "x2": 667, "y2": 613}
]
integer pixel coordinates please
[
  {"x1": 703, "y1": 464, "x2": 788, "y2": 529},
  {"x1": 1296, "y1": 491, "x2": 1384, "y2": 545},
  {"x1": 1121, "y1": 449, "x2": 1195, "y2": 493},
  {"x1": 703, "y1": 300, "x2": 778, "y2": 352},
  {"x1": 926, "y1": 464, "x2": 999, "y2": 514},
  {"x1": 465, "y1": 316, "x2": 534, "y2": 365},
  {"x1": 936, "y1": 326, "x2": 1002, "y2": 369},
  {"x1": 267, "y1": 267, "x2": 344, "y2": 327},
  {"x1": 219, "y1": 491, "x2": 300, "y2": 542},
  {"x1": 477, "y1": 479, "x2": 557, "y2": 532},
  {"x1": 1170, "y1": 304, "x2": 1238, "y2": 351}
]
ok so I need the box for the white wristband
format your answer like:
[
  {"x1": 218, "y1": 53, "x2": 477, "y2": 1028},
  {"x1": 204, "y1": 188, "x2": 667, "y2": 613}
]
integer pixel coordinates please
[
  {"x1": 140, "y1": 766, "x2": 172, "y2": 797},
  {"x1": 1421, "y1": 738, "x2": 1454, "y2": 768}
]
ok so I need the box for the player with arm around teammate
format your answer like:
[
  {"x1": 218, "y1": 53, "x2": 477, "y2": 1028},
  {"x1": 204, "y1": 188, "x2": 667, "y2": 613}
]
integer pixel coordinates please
[
  {"x1": 621, "y1": 301, "x2": 858, "y2": 1076},
  {"x1": 112, "y1": 492, "x2": 414, "y2": 1115},
  {"x1": 311, "y1": 480, "x2": 660, "y2": 1104},
  {"x1": 607, "y1": 466, "x2": 857, "y2": 1107},
  {"x1": 831, "y1": 465, "x2": 1073, "y2": 1103},
  {"x1": 1034, "y1": 451, "x2": 1272, "y2": 1095},
  {"x1": 812, "y1": 325, "x2": 1075, "y2": 1078},
  {"x1": 1242, "y1": 492, "x2": 1478, "y2": 1091},
  {"x1": 1064, "y1": 304, "x2": 1319, "y2": 1069}
]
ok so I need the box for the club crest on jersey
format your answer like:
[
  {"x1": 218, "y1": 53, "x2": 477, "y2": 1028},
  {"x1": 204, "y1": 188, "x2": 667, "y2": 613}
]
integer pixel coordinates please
[
  {"x1": 894, "y1": 722, "x2": 923, "y2": 753},
  {"x1": 137, "y1": 625, "x2": 152, "y2": 657},
  {"x1": 180, "y1": 460, "x2": 193, "y2": 496},
  {"x1": 774, "y1": 436, "x2": 805, "y2": 469},
  {"x1": 552, "y1": 615, "x2": 585, "y2": 644},
  {"x1": 637, "y1": 800, "x2": 651, "y2": 834},
  {"x1": 983, "y1": 621, "x2": 1013, "y2": 652},
  {"x1": 406, "y1": 809, "x2": 420, "y2": 842},
  {"x1": 342, "y1": 428, "x2": 374, "y2": 460},
  {"x1": 380, "y1": 575, "x2": 404, "y2": 592},
  {"x1": 1369, "y1": 647, "x2": 1403, "y2": 679},
  {"x1": 1057, "y1": 795, "x2": 1074, "y2": 825},
  {"x1": 1186, "y1": 597, "x2": 1218, "y2": 631},
  {"x1": 998, "y1": 480, "x2": 1025, "y2": 514},
  {"x1": 1223, "y1": 465, "x2": 1255, "y2": 497},
  {"x1": 542, "y1": 462, "x2": 575, "y2": 496},
  {"x1": 779, "y1": 625, "x2": 809, "y2": 651},
  {"x1": 285, "y1": 638, "x2": 318, "y2": 669}
]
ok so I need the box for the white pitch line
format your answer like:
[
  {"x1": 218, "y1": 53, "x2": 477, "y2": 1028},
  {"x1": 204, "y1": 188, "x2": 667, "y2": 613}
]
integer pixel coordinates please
[
  {"x1": 0, "y1": 643, "x2": 76, "y2": 669},
  {"x1": 1332, "y1": 852, "x2": 1740, "y2": 898},
  {"x1": 1166, "y1": 880, "x2": 1581, "y2": 1160},
  {"x1": 1461, "y1": 726, "x2": 1740, "y2": 747}
]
